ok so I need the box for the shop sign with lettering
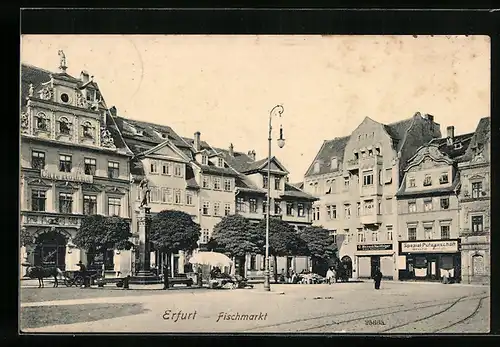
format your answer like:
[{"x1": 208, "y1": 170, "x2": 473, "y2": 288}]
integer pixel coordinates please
[
  {"x1": 400, "y1": 240, "x2": 459, "y2": 254},
  {"x1": 357, "y1": 244, "x2": 393, "y2": 252},
  {"x1": 41, "y1": 170, "x2": 93, "y2": 184}
]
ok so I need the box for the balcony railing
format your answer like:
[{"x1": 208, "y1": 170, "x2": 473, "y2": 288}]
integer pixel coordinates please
[
  {"x1": 360, "y1": 213, "x2": 383, "y2": 225},
  {"x1": 346, "y1": 159, "x2": 359, "y2": 170}
]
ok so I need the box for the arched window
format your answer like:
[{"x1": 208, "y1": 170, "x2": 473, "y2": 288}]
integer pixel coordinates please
[
  {"x1": 82, "y1": 121, "x2": 93, "y2": 139},
  {"x1": 58, "y1": 117, "x2": 71, "y2": 135},
  {"x1": 36, "y1": 112, "x2": 49, "y2": 131}
]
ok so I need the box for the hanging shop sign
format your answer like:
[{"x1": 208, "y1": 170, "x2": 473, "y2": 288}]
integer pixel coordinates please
[
  {"x1": 400, "y1": 240, "x2": 459, "y2": 254},
  {"x1": 357, "y1": 244, "x2": 393, "y2": 251}
]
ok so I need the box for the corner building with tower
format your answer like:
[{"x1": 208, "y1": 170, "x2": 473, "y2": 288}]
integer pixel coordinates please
[{"x1": 303, "y1": 113, "x2": 441, "y2": 280}]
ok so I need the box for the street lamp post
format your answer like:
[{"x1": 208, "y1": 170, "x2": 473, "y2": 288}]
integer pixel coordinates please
[{"x1": 263, "y1": 105, "x2": 285, "y2": 292}]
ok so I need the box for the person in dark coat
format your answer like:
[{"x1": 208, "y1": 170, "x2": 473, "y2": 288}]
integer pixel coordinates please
[
  {"x1": 76, "y1": 260, "x2": 88, "y2": 288},
  {"x1": 373, "y1": 267, "x2": 383, "y2": 290},
  {"x1": 163, "y1": 264, "x2": 169, "y2": 290}
]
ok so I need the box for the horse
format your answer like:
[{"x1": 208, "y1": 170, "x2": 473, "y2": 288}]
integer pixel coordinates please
[{"x1": 25, "y1": 266, "x2": 65, "y2": 288}]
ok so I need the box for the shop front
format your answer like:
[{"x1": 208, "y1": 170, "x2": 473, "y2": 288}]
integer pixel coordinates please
[
  {"x1": 356, "y1": 243, "x2": 395, "y2": 280},
  {"x1": 398, "y1": 239, "x2": 461, "y2": 282}
]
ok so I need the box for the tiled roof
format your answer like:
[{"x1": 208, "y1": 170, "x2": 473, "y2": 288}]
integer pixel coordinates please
[
  {"x1": 304, "y1": 136, "x2": 350, "y2": 177},
  {"x1": 242, "y1": 158, "x2": 271, "y2": 173},
  {"x1": 215, "y1": 148, "x2": 256, "y2": 172},
  {"x1": 114, "y1": 117, "x2": 190, "y2": 150},
  {"x1": 197, "y1": 163, "x2": 240, "y2": 176},
  {"x1": 396, "y1": 171, "x2": 460, "y2": 198},
  {"x1": 20, "y1": 64, "x2": 52, "y2": 111},
  {"x1": 280, "y1": 183, "x2": 318, "y2": 201},
  {"x1": 305, "y1": 114, "x2": 441, "y2": 178},
  {"x1": 429, "y1": 132, "x2": 474, "y2": 160},
  {"x1": 186, "y1": 177, "x2": 200, "y2": 189},
  {"x1": 182, "y1": 137, "x2": 218, "y2": 156},
  {"x1": 235, "y1": 175, "x2": 266, "y2": 194},
  {"x1": 461, "y1": 117, "x2": 491, "y2": 162},
  {"x1": 383, "y1": 117, "x2": 415, "y2": 149}
]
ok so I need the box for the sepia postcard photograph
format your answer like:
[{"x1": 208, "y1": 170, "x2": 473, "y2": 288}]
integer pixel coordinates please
[{"x1": 19, "y1": 34, "x2": 491, "y2": 334}]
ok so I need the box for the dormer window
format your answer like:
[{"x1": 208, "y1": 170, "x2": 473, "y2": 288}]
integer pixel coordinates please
[
  {"x1": 218, "y1": 158, "x2": 224, "y2": 167},
  {"x1": 439, "y1": 173, "x2": 449, "y2": 184},
  {"x1": 331, "y1": 157, "x2": 338, "y2": 169},
  {"x1": 313, "y1": 162, "x2": 320, "y2": 173},
  {"x1": 202, "y1": 155, "x2": 208, "y2": 165},
  {"x1": 454, "y1": 142, "x2": 463, "y2": 150},
  {"x1": 136, "y1": 129, "x2": 144, "y2": 136},
  {"x1": 423, "y1": 175, "x2": 432, "y2": 187}
]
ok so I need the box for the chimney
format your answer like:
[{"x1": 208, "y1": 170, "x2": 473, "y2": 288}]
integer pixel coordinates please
[
  {"x1": 109, "y1": 106, "x2": 117, "y2": 118},
  {"x1": 248, "y1": 150, "x2": 256, "y2": 161},
  {"x1": 194, "y1": 131, "x2": 201, "y2": 151},
  {"x1": 229, "y1": 143, "x2": 234, "y2": 157},
  {"x1": 425, "y1": 114, "x2": 434, "y2": 122},
  {"x1": 80, "y1": 70, "x2": 90, "y2": 83},
  {"x1": 447, "y1": 126, "x2": 455, "y2": 139}
]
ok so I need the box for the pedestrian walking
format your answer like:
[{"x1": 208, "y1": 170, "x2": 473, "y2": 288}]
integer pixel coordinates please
[
  {"x1": 163, "y1": 263, "x2": 169, "y2": 290},
  {"x1": 76, "y1": 260, "x2": 88, "y2": 288},
  {"x1": 373, "y1": 267, "x2": 383, "y2": 290},
  {"x1": 326, "y1": 267, "x2": 334, "y2": 285}
]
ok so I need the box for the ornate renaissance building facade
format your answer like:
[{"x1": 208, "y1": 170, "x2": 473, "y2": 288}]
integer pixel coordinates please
[
  {"x1": 303, "y1": 113, "x2": 441, "y2": 280},
  {"x1": 20, "y1": 57, "x2": 133, "y2": 277}
]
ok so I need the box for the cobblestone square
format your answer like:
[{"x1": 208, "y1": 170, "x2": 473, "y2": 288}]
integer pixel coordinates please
[{"x1": 21, "y1": 281, "x2": 489, "y2": 334}]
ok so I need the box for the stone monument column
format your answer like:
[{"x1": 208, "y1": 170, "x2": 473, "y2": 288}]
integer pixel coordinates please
[
  {"x1": 130, "y1": 207, "x2": 160, "y2": 284},
  {"x1": 136, "y1": 207, "x2": 151, "y2": 275}
]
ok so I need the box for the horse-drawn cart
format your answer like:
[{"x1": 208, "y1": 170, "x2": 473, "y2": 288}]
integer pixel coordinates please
[{"x1": 63, "y1": 270, "x2": 100, "y2": 287}]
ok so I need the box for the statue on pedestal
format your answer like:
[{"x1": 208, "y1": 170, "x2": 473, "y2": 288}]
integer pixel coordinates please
[{"x1": 139, "y1": 178, "x2": 151, "y2": 208}]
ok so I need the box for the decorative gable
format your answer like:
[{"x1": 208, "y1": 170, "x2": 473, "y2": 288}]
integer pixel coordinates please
[
  {"x1": 141, "y1": 140, "x2": 190, "y2": 163},
  {"x1": 54, "y1": 181, "x2": 79, "y2": 189},
  {"x1": 82, "y1": 183, "x2": 104, "y2": 192},
  {"x1": 26, "y1": 178, "x2": 52, "y2": 187},
  {"x1": 405, "y1": 145, "x2": 453, "y2": 173},
  {"x1": 105, "y1": 186, "x2": 126, "y2": 195}
]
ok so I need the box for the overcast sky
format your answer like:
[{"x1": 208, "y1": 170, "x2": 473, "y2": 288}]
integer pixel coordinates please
[{"x1": 21, "y1": 35, "x2": 490, "y2": 182}]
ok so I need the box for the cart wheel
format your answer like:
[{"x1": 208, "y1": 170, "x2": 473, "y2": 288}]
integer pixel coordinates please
[
  {"x1": 64, "y1": 279, "x2": 73, "y2": 287},
  {"x1": 74, "y1": 276, "x2": 84, "y2": 287}
]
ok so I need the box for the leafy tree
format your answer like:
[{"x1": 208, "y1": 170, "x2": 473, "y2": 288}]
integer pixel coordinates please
[
  {"x1": 255, "y1": 217, "x2": 307, "y2": 282},
  {"x1": 300, "y1": 226, "x2": 338, "y2": 275},
  {"x1": 150, "y1": 210, "x2": 201, "y2": 270},
  {"x1": 73, "y1": 215, "x2": 134, "y2": 267},
  {"x1": 212, "y1": 214, "x2": 263, "y2": 258},
  {"x1": 20, "y1": 227, "x2": 37, "y2": 247}
]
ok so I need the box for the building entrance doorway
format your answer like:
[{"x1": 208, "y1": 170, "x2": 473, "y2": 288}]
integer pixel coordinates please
[
  {"x1": 370, "y1": 256, "x2": 381, "y2": 279},
  {"x1": 341, "y1": 256, "x2": 353, "y2": 278},
  {"x1": 33, "y1": 230, "x2": 67, "y2": 270},
  {"x1": 427, "y1": 256, "x2": 438, "y2": 280},
  {"x1": 235, "y1": 256, "x2": 246, "y2": 277}
]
